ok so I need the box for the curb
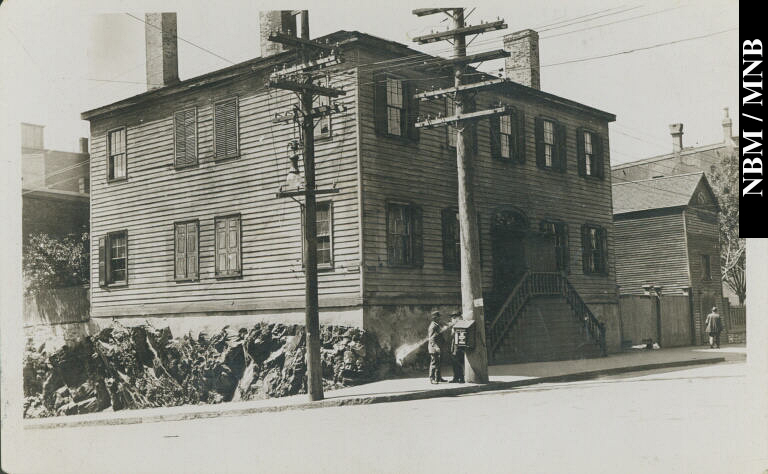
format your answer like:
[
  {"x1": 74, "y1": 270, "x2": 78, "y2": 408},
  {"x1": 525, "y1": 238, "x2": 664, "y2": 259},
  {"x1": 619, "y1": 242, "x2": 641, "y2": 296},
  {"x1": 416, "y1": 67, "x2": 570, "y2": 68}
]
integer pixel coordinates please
[{"x1": 24, "y1": 356, "x2": 725, "y2": 430}]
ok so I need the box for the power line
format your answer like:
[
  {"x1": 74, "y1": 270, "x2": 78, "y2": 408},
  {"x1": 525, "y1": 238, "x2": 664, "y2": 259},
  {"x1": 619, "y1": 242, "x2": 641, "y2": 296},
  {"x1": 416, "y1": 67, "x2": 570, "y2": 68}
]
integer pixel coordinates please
[
  {"x1": 543, "y1": 27, "x2": 737, "y2": 68},
  {"x1": 541, "y1": 5, "x2": 685, "y2": 39},
  {"x1": 124, "y1": 13, "x2": 236, "y2": 66},
  {"x1": 537, "y1": 5, "x2": 643, "y2": 32}
]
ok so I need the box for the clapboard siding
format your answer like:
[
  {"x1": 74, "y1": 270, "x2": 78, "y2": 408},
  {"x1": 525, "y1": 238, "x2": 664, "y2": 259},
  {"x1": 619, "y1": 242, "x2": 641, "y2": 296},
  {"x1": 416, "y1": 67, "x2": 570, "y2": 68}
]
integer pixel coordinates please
[
  {"x1": 613, "y1": 210, "x2": 689, "y2": 295},
  {"x1": 89, "y1": 69, "x2": 362, "y2": 317},
  {"x1": 685, "y1": 206, "x2": 723, "y2": 339},
  {"x1": 356, "y1": 53, "x2": 617, "y2": 304}
]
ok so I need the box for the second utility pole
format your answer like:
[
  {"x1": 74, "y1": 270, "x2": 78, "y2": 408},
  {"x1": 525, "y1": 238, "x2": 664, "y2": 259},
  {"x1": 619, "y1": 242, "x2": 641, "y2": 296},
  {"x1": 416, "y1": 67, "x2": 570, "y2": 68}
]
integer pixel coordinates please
[
  {"x1": 413, "y1": 8, "x2": 510, "y2": 383},
  {"x1": 451, "y1": 9, "x2": 488, "y2": 384}
]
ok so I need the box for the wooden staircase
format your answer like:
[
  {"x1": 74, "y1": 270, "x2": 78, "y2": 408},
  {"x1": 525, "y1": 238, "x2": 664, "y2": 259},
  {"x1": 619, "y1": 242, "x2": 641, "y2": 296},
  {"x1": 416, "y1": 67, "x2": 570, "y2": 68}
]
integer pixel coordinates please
[{"x1": 486, "y1": 272, "x2": 606, "y2": 363}]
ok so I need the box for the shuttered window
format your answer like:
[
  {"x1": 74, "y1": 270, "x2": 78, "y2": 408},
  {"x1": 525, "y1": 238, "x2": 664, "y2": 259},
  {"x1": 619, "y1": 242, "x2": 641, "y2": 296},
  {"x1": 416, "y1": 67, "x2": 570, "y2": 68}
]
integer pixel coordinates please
[
  {"x1": 442, "y1": 208, "x2": 460, "y2": 270},
  {"x1": 301, "y1": 201, "x2": 334, "y2": 268},
  {"x1": 107, "y1": 128, "x2": 127, "y2": 181},
  {"x1": 215, "y1": 215, "x2": 241, "y2": 277},
  {"x1": 174, "y1": 221, "x2": 199, "y2": 281},
  {"x1": 491, "y1": 108, "x2": 525, "y2": 162},
  {"x1": 374, "y1": 74, "x2": 419, "y2": 141},
  {"x1": 174, "y1": 108, "x2": 197, "y2": 168},
  {"x1": 701, "y1": 255, "x2": 712, "y2": 281},
  {"x1": 214, "y1": 98, "x2": 239, "y2": 160},
  {"x1": 387, "y1": 202, "x2": 423, "y2": 267},
  {"x1": 98, "y1": 230, "x2": 128, "y2": 287},
  {"x1": 541, "y1": 221, "x2": 569, "y2": 272},
  {"x1": 581, "y1": 224, "x2": 608, "y2": 275},
  {"x1": 442, "y1": 209, "x2": 483, "y2": 271},
  {"x1": 313, "y1": 78, "x2": 332, "y2": 140},
  {"x1": 535, "y1": 117, "x2": 567, "y2": 172},
  {"x1": 577, "y1": 128, "x2": 604, "y2": 178}
]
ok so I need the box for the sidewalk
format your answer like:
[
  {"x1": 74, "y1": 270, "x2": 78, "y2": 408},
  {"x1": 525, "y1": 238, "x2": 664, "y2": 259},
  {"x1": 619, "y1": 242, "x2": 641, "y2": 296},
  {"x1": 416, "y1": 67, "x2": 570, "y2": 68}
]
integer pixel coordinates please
[{"x1": 24, "y1": 344, "x2": 745, "y2": 430}]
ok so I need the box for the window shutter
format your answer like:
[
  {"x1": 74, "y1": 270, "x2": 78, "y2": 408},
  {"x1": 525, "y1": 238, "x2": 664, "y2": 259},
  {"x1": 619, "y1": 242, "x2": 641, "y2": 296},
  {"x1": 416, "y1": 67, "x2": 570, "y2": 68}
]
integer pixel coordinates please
[
  {"x1": 406, "y1": 80, "x2": 420, "y2": 141},
  {"x1": 187, "y1": 222, "x2": 198, "y2": 280},
  {"x1": 556, "y1": 122, "x2": 567, "y2": 172},
  {"x1": 386, "y1": 204, "x2": 396, "y2": 265},
  {"x1": 215, "y1": 99, "x2": 238, "y2": 159},
  {"x1": 98, "y1": 236, "x2": 106, "y2": 287},
  {"x1": 477, "y1": 211, "x2": 483, "y2": 268},
  {"x1": 561, "y1": 223, "x2": 570, "y2": 273},
  {"x1": 216, "y1": 219, "x2": 226, "y2": 275},
  {"x1": 581, "y1": 224, "x2": 589, "y2": 274},
  {"x1": 535, "y1": 117, "x2": 544, "y2": 168},
  {"x1": 412, "y1": 205, "x2": 424, "y2": 267},
  {"x1": 175, "y1": 223, "x2": 187, "y2": 279},
  {"x1": 441, "y1": 208, "x2": 453, "y2": 270},
  {"x1": 228, "y1": 217, "x2": 240, "y2": 274},
  {"x1": 374, "y1": 74, "x2": 387, "y2": 136},
  {"x1": 174, "y1": 110, "x2": 197, "y2": 167},
  {"x1": 576, "y1": 127, "x2": 586, "y2": 176},
  {"x1": 516, "y1": 109, "x2": 526, "y2": 162},
  {"x1": 490, "y1": 115, "x2": 501, "y2": 160},
  {"x1": 594, "y1": 133, "x2": 604, "y2": 179},
  {"x1": 599, "y1": 227, "x2": 608, "y2": 274}
]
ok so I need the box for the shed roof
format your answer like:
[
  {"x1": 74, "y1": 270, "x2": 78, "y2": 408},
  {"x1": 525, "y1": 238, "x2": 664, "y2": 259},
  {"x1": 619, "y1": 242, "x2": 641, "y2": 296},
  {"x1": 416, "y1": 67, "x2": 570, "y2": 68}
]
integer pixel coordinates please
[{"x1": 611, "y1": 172, "x2": 709, "y2": 215}]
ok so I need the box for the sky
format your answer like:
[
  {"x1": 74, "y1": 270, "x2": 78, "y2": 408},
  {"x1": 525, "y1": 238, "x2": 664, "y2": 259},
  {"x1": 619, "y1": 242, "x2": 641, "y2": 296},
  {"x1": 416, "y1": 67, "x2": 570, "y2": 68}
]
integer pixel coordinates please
[{"x1": 1, "y1": 0, "x2": 739, "y2": 164}]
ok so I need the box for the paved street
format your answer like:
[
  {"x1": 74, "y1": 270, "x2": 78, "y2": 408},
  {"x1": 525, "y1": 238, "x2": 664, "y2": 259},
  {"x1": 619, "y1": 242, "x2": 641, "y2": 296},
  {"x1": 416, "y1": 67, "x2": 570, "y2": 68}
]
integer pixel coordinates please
[{"x1": 8, "y1": 360, "x2": 765, "y2": 474}]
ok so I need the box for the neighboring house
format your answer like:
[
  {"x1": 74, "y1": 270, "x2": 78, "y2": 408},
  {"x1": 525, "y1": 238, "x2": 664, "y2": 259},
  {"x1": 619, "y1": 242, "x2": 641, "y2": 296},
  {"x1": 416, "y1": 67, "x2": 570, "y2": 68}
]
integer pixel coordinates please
[
  {"x1": 80, "y1": 12, "x2": 620, "y2": 362},
  {"x1": 21, "y1": 123, "x2": 91, "y2": 328},
  {"x1": 611, "y1": 110, "x2": 740, "y2": 305},
  {"x1": 21, "y1": 123, "x2": 90, "y2": 242},
  {"x1": 612, "y1": 172, "x2": 723, "y2": 345}
]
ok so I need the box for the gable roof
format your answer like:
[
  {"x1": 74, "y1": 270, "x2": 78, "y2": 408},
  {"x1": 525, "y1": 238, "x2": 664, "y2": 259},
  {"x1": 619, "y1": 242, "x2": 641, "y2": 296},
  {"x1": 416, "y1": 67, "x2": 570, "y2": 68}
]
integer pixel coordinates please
[
  {"x1": 612, "y1": 172, "x2": 716, "y2": 215},
  {"x1": 81, "y1": 30, "x2": 614, "y2": 122}
]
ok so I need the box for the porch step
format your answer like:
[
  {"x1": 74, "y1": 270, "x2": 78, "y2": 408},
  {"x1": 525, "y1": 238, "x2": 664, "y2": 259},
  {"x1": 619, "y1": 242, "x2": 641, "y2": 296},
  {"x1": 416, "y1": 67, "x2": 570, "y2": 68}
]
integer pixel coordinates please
[{"x1": 492, "y1": 296, "x2": 603, "y2": 364}]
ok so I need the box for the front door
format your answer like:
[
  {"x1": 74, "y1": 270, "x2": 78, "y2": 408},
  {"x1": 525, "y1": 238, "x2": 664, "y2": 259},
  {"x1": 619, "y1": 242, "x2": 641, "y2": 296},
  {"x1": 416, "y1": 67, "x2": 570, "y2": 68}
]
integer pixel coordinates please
[{"x1": 492, "y1": 232, "x2": 527, "y2": 296}]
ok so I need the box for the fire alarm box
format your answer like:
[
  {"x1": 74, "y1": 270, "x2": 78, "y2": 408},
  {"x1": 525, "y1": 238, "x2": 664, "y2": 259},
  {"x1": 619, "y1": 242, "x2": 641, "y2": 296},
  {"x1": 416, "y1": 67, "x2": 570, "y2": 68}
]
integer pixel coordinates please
[{"x1": 453, "y1": 320, "x2": 475, "y2": 349}]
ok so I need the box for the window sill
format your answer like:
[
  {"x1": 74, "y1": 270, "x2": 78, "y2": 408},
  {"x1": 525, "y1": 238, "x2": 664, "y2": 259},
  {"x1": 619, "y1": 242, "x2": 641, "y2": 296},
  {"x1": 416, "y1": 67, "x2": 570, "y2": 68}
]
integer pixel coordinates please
[
  {"x1": 174, "y1": 163, "x2": 199, "y2": 171},
  {"x1": 175, "y1": 278, "x2": 200, "y2": 283},
  {"x1": 103, "y1": 283, "x2": 128, "y2": 289},
  {"x1": 581, "y1": 173, "x2": 604, "y2": 181},
  {"x1": 215, "y1": 273, "x2": 243, "y2": 280},
  {"x1": 213, "y1": 154, "x2": 241, "y2": 163},
  {"x1": 107, "y1": 177, "x2": 128, "y2": 184}
]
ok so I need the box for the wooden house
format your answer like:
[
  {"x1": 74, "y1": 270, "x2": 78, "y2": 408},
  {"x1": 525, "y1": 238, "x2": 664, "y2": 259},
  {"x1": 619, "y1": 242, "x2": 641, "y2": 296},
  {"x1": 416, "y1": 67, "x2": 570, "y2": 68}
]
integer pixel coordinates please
[
  {"x1": 81, "y1": 13, "x2": 620, "y2": 362},
  {"x1": 612, "y1": 172, "x2": 723, "y2": 345}
]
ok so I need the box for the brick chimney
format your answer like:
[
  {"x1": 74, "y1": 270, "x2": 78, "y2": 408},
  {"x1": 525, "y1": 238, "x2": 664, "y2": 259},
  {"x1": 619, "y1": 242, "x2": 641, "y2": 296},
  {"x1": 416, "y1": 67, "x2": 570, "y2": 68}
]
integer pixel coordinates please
[
  {"x1": 78, "y1": 137, "x2": 89, "y2": 154},
  {"x1": 503, "y1": 29, "x2": 540, "y2": 90},
  {"x1": 722, "y1": 107, "x2": 733, "y2": 144},
  {"x1": 145, "y1": 13, "x2": 179, "y2": 91},
  {"x1": 260, "y1": 11, "x2": 297, "y2": 57},
  {"x1": 669, "y1": 123, "x2": 684, "y2": 153}
]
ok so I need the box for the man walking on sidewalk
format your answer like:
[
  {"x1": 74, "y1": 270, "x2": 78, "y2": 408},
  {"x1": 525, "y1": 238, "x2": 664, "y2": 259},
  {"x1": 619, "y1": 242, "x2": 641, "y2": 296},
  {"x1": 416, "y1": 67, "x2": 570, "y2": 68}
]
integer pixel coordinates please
[
  {"x1": 705, "y1": 306, "x2": 723, "y2": 349},
  {"x1": 428, "y1": 311, "x2": 446, "y2": 384}
]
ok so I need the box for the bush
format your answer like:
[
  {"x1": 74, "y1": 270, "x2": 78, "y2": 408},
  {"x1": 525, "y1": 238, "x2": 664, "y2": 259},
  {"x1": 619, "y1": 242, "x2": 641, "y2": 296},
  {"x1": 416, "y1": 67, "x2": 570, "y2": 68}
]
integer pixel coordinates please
[{"x1": 23, "y1": 232, "x2": 89, "y2": 296}]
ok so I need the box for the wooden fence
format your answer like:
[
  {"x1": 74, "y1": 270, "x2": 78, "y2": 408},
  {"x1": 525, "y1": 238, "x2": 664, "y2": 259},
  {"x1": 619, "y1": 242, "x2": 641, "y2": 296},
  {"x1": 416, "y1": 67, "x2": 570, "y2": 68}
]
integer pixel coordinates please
[{"x1": 23, "y1": 286, "x2": 90, "y2": 327}]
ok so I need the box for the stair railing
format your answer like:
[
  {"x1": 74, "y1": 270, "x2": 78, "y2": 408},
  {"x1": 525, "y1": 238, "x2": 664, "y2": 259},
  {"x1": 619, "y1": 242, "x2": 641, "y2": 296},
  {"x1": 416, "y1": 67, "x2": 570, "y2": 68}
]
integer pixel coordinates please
[
  {"x1": 486, "y1": 271, "x2": 606, "y2": 359},
  {"x1": 559, "y1": 276, "x2": 607, "y2": 356}
]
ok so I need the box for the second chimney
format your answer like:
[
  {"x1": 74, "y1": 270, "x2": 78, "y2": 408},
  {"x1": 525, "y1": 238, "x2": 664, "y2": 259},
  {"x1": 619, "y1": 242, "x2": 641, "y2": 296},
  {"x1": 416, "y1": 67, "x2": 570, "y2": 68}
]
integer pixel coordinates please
[
  {"x1": 503, "y1": 29, "x2": 540, "y2": 90},
  {"x1": 145, "y1": 13, "x2": 179, "y2": 91},
  {"x1": 669, "y1": 123, "x2": 684, "y2": 153},
  {"x1": 260, "y1": 11, "x2": 297, "y2": 57},
  {"x1": 79, "y1": 137, "x2": 89, "y2": 154}
]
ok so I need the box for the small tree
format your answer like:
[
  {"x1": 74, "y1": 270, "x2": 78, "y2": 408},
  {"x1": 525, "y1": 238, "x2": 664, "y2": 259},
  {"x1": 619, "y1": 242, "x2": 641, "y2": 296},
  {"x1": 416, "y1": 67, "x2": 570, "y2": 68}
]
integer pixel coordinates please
[
  {"x1": 23, "y1": 232, "x2": 90, "y2": 296},
  {"x1": 707, "y1": 150, "x2": 745, "y2": 304}
]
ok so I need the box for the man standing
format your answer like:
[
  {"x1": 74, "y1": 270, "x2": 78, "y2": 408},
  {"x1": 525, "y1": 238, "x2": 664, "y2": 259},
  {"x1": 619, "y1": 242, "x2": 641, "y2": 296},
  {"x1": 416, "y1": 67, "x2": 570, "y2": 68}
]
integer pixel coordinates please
[
  {"x1": 705, "y1": 306, "x2": 723, "y2": 349},
  {"x1": 449, "y1": 311, "x2": 465, "y2": 383},
  {"x1": 428, "y1": 311, "x2": 446, "y2": 384}
]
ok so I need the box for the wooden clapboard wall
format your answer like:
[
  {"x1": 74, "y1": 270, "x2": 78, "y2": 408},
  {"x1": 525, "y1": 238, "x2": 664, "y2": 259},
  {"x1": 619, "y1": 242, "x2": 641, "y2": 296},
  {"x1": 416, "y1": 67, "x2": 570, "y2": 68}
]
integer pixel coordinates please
[
  {"x1": 354, "y1": 44, "x2": 618, "y2": 306},
  {"x1": 88, "y1": 68, "x2": 361, "y2": 318}
]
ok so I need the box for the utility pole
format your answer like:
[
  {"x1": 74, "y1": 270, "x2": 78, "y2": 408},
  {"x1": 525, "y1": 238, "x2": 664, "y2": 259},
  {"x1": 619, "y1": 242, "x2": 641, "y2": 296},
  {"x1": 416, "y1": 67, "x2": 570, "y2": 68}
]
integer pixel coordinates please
[
  {"x1": 267, "y1": 10, "x2": 344, "y2": 401},
  {"x1": 412, "y1": 8, "x2": 509, "y2": 383}
]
